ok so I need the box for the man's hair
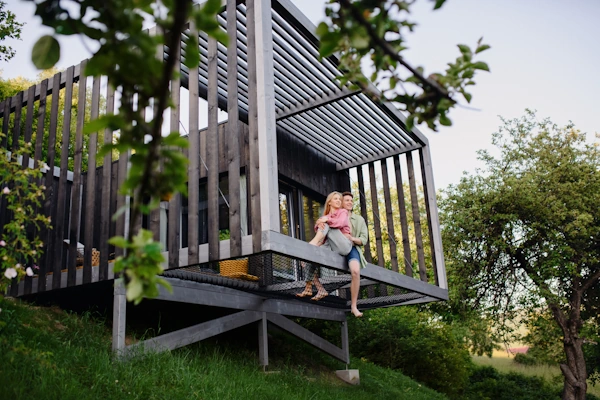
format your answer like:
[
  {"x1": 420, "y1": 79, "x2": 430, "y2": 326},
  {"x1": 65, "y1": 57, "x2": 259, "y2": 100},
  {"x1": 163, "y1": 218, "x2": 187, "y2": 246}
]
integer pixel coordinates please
[{"x1": 342, "y1": 191, "x2": 353, "y2": 198}]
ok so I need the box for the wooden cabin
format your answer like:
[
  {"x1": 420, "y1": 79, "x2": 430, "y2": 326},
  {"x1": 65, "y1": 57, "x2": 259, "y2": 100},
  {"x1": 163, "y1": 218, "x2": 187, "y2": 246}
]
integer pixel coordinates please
[{"x1": 0, "y1": 0, "x2": 447, "y2": 367}]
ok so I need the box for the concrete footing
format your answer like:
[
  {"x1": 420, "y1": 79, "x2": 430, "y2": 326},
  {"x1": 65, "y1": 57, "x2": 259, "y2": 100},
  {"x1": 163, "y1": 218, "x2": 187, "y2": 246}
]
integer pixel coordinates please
[{"x1": 335, "y1": 369, "x2": 360, "y2": 385}]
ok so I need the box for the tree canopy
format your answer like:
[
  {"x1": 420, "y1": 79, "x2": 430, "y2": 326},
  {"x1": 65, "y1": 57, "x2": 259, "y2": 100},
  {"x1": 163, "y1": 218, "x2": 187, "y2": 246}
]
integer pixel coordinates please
[
  {"x1": 440, "y1": 110, "x2": 600, "y2": 400},
  {"x1": 0, "y1": 1, "x2": 23, "y2": 62}
]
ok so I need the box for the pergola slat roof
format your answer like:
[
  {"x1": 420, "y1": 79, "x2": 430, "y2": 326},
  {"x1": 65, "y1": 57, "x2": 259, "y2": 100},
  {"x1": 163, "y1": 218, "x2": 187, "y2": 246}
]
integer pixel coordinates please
[{"x1": 172, "y1": 0, "x2": 427, "y2": 170}]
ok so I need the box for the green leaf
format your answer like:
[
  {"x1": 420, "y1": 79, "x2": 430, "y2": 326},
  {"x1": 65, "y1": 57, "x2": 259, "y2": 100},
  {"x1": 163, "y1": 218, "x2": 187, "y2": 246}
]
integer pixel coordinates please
[
  {"x1": 319, "y1": 38, "x2": 338, "y2": 58},
  {"x1": 472, "y1": 61, "x2": 490, "y2": 72},
  {"x1": 463, "y1": 92, "x2": 472, "y2": 103},
  {"x1": 202, "y1": 0, "x2": 222, "y2": 15},
  {"x1": 439, "y1": 114, "x2": 452, "y2": 126},
  {"x1": 316, "y1": 22, "x2": 329, "y2": 38},
  {"x1": 432, "y1": 0, "x2": 447, "y2": 10},
  {"x1": 32, "y1": 35, "x2": 60, "y2": 70},
  {"x1": 184, "y1": 35, "x2": 200, "y2": 69},
  {"x1": 109, "y1": 236, "x2": 129, "y2": 249},
  {"x1": 457, "y1": 44, "x2": 471, "y2": 56},
  {"x1": 475, "y1": 44, "x2": 491, "y2": 54}
]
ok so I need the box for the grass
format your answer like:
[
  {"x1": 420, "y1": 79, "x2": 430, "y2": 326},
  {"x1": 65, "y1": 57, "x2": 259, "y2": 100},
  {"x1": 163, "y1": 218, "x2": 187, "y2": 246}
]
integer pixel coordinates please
[
  {"x1": 0, "y1": 299, "x2": 447, "y2": 400},
  {"x1": 473, "y1": 355, "x2": 600, "y2": 398}
]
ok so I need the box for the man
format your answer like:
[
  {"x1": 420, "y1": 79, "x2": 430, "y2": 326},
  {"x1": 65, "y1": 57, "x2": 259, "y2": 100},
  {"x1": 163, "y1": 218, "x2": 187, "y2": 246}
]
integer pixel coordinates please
[{"x1": 341, "y1": 191, "x2": 368, "y2": 317}]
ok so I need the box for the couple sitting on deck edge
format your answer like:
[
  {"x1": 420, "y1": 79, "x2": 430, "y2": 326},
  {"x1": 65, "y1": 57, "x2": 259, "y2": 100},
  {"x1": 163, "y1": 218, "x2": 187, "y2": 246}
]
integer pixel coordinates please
[{"x1": 296, "y1": 191, "x2": 368, "y2": 318}]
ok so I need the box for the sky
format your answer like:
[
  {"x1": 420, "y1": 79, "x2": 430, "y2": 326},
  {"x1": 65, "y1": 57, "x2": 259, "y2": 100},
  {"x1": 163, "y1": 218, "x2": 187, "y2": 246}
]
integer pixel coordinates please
[{"x1": 2, "y1": 0, "x2": 600, "y2": 190}]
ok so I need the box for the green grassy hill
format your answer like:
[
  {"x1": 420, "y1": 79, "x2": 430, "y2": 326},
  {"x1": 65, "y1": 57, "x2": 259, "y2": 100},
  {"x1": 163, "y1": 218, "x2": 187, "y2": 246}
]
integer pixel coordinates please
[{"x1": 0, "y1": 299, "x2": 446, "y2": 400}]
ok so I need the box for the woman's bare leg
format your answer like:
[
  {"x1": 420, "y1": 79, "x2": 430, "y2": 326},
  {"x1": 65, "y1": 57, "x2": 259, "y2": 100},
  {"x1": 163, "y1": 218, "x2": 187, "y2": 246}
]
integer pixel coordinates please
[
  {"x1": 309, "y1": 229, "x2": 325, "y2": 246},
  {"x1": 349, "y1": 260, "x2": 363, "y2": 317}
]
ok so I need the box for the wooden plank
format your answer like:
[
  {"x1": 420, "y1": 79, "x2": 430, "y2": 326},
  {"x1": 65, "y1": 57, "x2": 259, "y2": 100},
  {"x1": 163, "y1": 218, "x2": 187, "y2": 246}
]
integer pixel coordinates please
[
  {"x1": 394, "y1": 155, "x2": 413, "y2": 277},
  {"x1": 42, "y1": 71, "x2": 63, "y2": 292},
  {"x1": 419, "y1": 147, "x2": 447, "y2": 289},
  {"x1": 168, "y1": 42, "x2": 181, "y2": 269},
  {"x1": 149, "y1": 27, "x2": 163, "y2": 242},
  {"x1": 22, "y1": 86, "x2": 36, "y2": 295},
  {"x1": 368, "y1": 162, "x2": 386, "y2": 296},
  {"x1": 52, "y1": 66, "x2": 75, "y2": 290},
  {"x1": 83, "y1": 76, "x2": 100, "y2": 284},
  {"x1": 67, "y1": 61, "x2": 87, "y2": 286},
  {"x1": 11, "y1": 91, "x2": 23, "y2": 150},
  {"x1": 207, "y1": 36, "x2": 219, "y2": 261},
  {"x1": 115, "y1": 142, "x2": 129, "y2": 260},
  {"x1": 34, "y1": 79, "x2": 49, "y2": 293},
  {"x1": 266, "y1": 313, "x2": 348, "y2": 363},
  {"x1": 187, "y1": 22, "x2": 200, "y2": 266},
  {"x1": 131, "y1": 96, "x2": 144, "y2": 235},
  {"x1": 380, "y1": 159, "x2": 399, "y2": 273},
  {"x1": 125, "y1": 311, "x2": 262, "y2": 356},
  {"x1": 406, "y1": 151, "x2": 427, "y2": 282},
  {"x1": 356, "y1": 165, "x2": 371, "y2": 263},
  {"x1": 100, "y1": 81, "x2": 115, "y2": 281},
  {"x1": 1, "y1": 98, "x2": 9, "y2": 148}
]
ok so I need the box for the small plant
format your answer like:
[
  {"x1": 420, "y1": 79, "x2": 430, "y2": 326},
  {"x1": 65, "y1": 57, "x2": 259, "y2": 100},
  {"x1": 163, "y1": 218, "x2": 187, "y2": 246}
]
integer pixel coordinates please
[{"x1": 0, "y1": 134, "x2": 51, "y2": 295}]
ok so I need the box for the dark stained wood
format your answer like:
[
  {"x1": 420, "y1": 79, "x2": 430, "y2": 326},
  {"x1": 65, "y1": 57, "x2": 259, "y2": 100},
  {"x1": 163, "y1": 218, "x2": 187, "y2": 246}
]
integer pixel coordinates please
[
  {"x1": 207, "y1": 36, "x2": 219, "y2": 261},
  {"x1": 67, "y1": 61, "x2": 87, "y2": 286},
  {"x1": 41, "y1": 72, "x2": 62, "y2": 292},
  {"x1": 419, "y1": 148, "x2": 442, "y2": 286},
  {"x1": 368, "y1": 162, "x2": 386, "y2": 296},
  {"x1": 131, "y1": 96, "x2": 144, "y2": 235},
  {"x1": 394, "y1": 155, "x2": 413, "y2": 277},
  {"x1": 34, "y1": 79, "x2": 49, "y2": 292},
  {"x1": 83, "y1": 76, "x2": 100, "y2": 284},
  {"x1": 11, "y1": 91, "x2": 23, "y2": 151},
  {"x1": 53, "y1": 66, "x2": 75, "y2": 290},
  {"x1": 227, "y1": 0, "x2": 242, "y2": 258},
  {"x1": 100, "y1": 81, "x2": 115, "y2": 281},
  {"x1": 380, "y1": 159, "x2": 399, "y2": 273},
  {"x1": 22, "y1": 86, "x2": 36, "y2": 295},
  {"x1": 115, "y1": 124, "x2": 129, "y2": 260},
  {"x1": 168, "y1": 44, "x2": 182, "y2": 269},
  {"x1": 356, "y1": 165, "x2": 371, "y2": 263},
  {"x1": 187, "y1": 23, "x2": 200, "y2": 265},
  {"x1": 406, "y1": 151, "x2": 427, "y2": 282},
  {"x1": 1, "y1": 98, "x2": 9, "y2": 148}
]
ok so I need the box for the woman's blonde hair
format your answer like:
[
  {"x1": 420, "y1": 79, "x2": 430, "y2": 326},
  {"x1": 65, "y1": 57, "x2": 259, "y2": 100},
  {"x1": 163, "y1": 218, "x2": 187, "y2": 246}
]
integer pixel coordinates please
[{"x1": 323, "y1": 191, "x2": 342, "y2": 216}]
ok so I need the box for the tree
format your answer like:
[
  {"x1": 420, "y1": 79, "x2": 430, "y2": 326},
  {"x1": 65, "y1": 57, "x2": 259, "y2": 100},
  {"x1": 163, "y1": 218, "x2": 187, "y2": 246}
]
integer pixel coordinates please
[
  {"x1": 440, "y1": 110, "x2": 600, "y2": 400},
  {"x1": 0, "y1": 1, "x2": 23, "y2": 62}
]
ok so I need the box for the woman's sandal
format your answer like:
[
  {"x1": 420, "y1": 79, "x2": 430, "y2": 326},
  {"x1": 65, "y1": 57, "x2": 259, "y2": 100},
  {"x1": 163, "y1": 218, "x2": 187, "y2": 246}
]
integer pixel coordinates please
[{"x1": 311, "y1": 291, "x2": 328, "y2": 301}]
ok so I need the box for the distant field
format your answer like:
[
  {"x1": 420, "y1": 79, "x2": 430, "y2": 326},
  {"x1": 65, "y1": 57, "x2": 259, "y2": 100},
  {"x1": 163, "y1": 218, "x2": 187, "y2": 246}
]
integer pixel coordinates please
[{"x1": 472, "y1": 355, "x2": 600, "y2": 397}]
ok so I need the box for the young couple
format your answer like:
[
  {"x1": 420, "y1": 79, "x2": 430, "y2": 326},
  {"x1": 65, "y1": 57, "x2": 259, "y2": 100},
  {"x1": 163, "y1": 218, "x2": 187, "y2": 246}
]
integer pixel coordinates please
[{"x1": 296, "y1": 191, "x2": 368, "y2": 318}]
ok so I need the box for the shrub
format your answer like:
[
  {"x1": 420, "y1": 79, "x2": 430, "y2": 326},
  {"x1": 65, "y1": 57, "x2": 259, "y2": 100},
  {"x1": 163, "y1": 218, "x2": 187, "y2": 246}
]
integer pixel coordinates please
[
  {"x1": 348, "y1": 306, "x2": 473, "y2": 398},
  {"x1": 513, "y1": 352, "x2": 539, "y2": 366},
  {"x1": 465, "y1": 365, "x2": 558, "y2": 400}
]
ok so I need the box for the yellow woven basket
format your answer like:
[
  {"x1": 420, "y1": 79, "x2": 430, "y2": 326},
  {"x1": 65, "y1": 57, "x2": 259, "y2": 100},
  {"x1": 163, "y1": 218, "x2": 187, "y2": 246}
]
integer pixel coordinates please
[{"x1": 219, "y1": 259, "x2": 249, "y2": 276}]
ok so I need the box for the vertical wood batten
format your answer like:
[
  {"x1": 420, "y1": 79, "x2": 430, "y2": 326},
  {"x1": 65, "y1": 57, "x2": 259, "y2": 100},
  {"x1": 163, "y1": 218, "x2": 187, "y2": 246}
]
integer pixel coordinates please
[
  {"x1": 380, "y1": 159, "x2": 399, "y2": 274},
  {"x1": 168, "y1": 40, "x2": 182, "y2": 269},
  {"x1": 368, "y1": 162, "x2": 386, "y2": 296},
  {"x1": 53, "y1": 65, "x2": 75, "y2": 289},
  {"x1": 11, "y1": 92, "x2": 23, "y2": 151},
  {"x1": 35, "y1": 79, "x2": 49, "y2": 293},
  {"x1": 419, "y1": 147, "x2": 446, "y2": 289},
  {"x1": 406, "y1": 151, "x2": 427, "y2": 282},
  {"x1": 394, "y1": 155, "x2": 412, "y2": 277},
  {"x1": 227, "y1": 0, "x2": 242, "y2": 257},
  {"x1": 83, "y1": 76, "x2": 100, "y2": 284},
  {"x1": 131, "y1": 95, "x2": 144, "y2": 235},
  {"x1": 100, "y1": 82, "x2": 115, "y2": 281},
  {"x1": 115, "y1": 92, "x2": 130, "y2": 260},
  {"x1": 246, "y1": 0, "x2": 262, "y2": 253},
  {"x1": 67, "y1": 61, "x2": 87, "y2": 286},
  {"x1": 187, "y1": 23, "x2": 200, "y2": 266},
  {"x1": 149, "y1": 26, "x2": 163, "y2": 242},
  {"x1": 42, "y1": 72, "x2": 62, "y2": 292},
  {"x1": 253, "y1": 0, "x2": 280, "y2": 234},
  {"x1": 356, "y1": 165, "x2": 371, "y2": 263},
  {"x1": 22, "y1": 86, "x2": 36, "y2": 295},
  {"x1": 207, "y1": 36, "x2": 220, "y2": 261},
  {"x1": 1, "y1": 99, "x2": 9, "y2": 148}
]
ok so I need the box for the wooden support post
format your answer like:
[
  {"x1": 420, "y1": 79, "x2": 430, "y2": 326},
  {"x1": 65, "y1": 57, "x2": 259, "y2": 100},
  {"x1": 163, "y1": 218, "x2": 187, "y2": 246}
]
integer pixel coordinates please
[
  {"x1": 258, "y1": 312, "x2": 269, "y2": 369},
  {"x1": 112, "y1": 278, "x2": 127, "y2": 354},
  {"x1": 207, "y1": 36, "x2": 220, "y2": 262},
  {"x1": 394, "y1": 155, "x2": 413, "y2": 277},
  {"x1": 35, "y1": 79, "x2": 49, "y2": 292},
  {"x1": 406, "y1": 151, "x2": 427, "y2": 282},
  {"x1": 168, "y1": 40, "x2": 182, "y2": 269},
  {"x1": 341, "y1": 316, "x2": 349, "y2": 367},
  {"x1": 100, "y1": 81, "x2": 115, "y2": 282},
  {"x1": 368, "y1": 162, "x2": 385, "y2": 296},
  {"x1": 23, "y1": 85, "x2": 36, "y2": 295},
  {"x1": 187, "y1": 23, "x2": 200, "y2": 266}
]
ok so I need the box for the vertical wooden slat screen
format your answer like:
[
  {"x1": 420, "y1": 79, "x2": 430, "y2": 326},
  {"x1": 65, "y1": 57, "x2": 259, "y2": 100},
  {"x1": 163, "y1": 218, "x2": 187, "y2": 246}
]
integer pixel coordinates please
[
  {"x1": 168, "y1": 40, "x2": 182, "y2": 269},
  {"x1": 406, "y1": 151, "x2": 427, "y2": 282},
  {"x1": 1, "y1": 99, "x2": 9, "y2": 148},
  {"x1": 246, "y1": 0, "x2": 262, "y2": 254},
  {"x1": 100, "y1": 82, "x2": 115, "y2": 281},
  {"x1": 83, "y1": 76, "x2": 100, "y2": 284},
  {"x1": 356, "y1": 165, "x2": 371, "y2": 263},
  {"x1": 394, "y1": 155, "x2": 413, "y2": 277},
  {"x1": 368, "y1": 162, "x2": 386, "y2": 296},
  {"x1": 42, "y1": 72, "x2": 62, "y2": 292},
  {"x1": 207, "y1": 36, "x2": 220, "y2": 262},
  {"x1": 187, "y1": 23, "x2": 200, "y2": 266},
  {"x1": 22, "y1": 86, "x2": 36, "y2": 295},
  {"x1": 227, "y1": 0, "x2": 242, "y2": 258},
  {"x1": 67, "y1": 61, "x2": 87, "y2": 286},
  {"x1": 380, "y1": 159, "x2": 399, "y2": 273},
  {"x1": 11, "y1": 91, "x2": 22, "y2": 151},
  {"x1": 35, "y1": 79, "x2": 49, "y2": 292},
  {"x1": 115, "y1": 83, "x2": 129, "y2": 261}
]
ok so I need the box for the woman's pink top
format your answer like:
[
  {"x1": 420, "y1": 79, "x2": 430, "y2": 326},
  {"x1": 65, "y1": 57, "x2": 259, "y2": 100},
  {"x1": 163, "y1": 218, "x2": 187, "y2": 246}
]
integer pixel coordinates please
[{"x1": 314, "y1": 208, "x2": 351, "y2": 235}]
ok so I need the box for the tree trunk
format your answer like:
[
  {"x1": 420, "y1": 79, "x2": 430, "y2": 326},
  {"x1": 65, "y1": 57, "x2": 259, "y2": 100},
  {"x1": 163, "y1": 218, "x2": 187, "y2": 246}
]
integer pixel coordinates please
[{"x1": 560, "y1": 333, "x2": 588, "y2": 400}]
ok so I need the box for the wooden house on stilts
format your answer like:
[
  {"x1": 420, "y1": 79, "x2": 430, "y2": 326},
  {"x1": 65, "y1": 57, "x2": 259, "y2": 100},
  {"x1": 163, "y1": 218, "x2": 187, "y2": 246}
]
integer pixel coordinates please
[{"x1": 0, "y1": 0, "x2": 447, "y2": 367}]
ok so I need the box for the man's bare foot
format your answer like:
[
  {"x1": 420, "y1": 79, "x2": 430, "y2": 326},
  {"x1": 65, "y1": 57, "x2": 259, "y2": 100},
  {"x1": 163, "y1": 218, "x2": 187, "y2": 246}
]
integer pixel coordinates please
[
  {"x1": 311, "y1": 290, "x2": 328, "y2": 301},
  {"x1": 351, "y1": 307, "x2": 363, "y2": 318},
  {"x1": 296, "y1": 287, "x2": 313, "y2": 298}
]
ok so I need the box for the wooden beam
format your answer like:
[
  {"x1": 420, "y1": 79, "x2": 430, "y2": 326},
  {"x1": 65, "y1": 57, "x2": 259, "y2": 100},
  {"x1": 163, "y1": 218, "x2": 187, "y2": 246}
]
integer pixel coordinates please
[
  {"x1": 267, "y1": 312, "x2": 349, "y2": 363},
  {"x1": 125, "y1": 310, "x2": 262, "y2": 356},
  {"x1": 275, "y1": 88, "x2": 359, "y2": 120}
]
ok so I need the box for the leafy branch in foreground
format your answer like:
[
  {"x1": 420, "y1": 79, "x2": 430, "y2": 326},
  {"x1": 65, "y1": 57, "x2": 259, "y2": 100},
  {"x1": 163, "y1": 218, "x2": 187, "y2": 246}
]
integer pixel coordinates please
[
  {"x1": 29, "y1": 0, "x2": 226, "y2": 303},
  {"x1": 317, "y1": 0, "x2": 490, "y2": 131}
]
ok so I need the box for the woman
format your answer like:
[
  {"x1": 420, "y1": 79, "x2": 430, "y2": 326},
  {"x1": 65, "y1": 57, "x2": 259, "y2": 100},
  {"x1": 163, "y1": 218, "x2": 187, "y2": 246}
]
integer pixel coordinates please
[{"x1": 296, "y1": 191, "x2": 352, "y2": 301}]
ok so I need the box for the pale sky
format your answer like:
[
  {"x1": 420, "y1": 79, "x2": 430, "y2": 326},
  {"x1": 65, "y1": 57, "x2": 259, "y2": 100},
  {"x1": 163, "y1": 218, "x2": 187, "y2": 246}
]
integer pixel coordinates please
[{"x1": 2, "y1": 0, "x2": 599, "y2": 191}]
